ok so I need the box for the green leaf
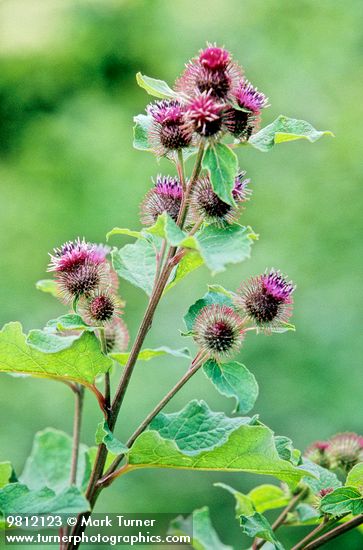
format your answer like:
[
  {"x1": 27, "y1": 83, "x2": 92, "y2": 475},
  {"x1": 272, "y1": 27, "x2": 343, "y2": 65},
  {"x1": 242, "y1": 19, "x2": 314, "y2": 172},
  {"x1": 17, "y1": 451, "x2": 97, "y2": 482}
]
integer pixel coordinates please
[
  {"x1": 240, "y1": 512, "x2": 285, "y2": 549},
  {"x1": 249, "y1": 115, "x2": 334, "y2": 152},
  {"x1": 165, "y1": 251, "x2": 204, "y2": 293},
  {"x1": 216, "y1": 482, "x2": 289, "y2": 516},
  {"x1": 184, "y1": 289, "x2": 233, "y2": 332},
  {"x1": 207, "y1": 285, "x2": 235, "y2": 300},
  {"x1": 248, "y1": 485, "x2": 290, "y2": 513},
  {"x1": 214, "y1": 483, "x2": 255, "y2": 517},
  {"x1": 303, "y1": 460, "x2": 342, "y2": 494},
  {"x1": 148, "y1": 400, "x2": 251, "y2": 455},
  {"x1": 290, "y1": 503, "x2": 320, "y2": 525},
  {"x1": 111, "y1": 346, "x2": 190, "y2": 366},
  {"x1": 133, "y1": 114, "x2": 152, "y2": 150},
  {"x1": 169, "y1": 507, "x2": 232, "y2": 550},
  {"x1": 46, "y1": 314, "x2": 91, "y2": 332},
  {"x1": 21, "y1": 429, "x2": 91, "y2": 493},
  {"x1": 320, "y1": 486, "x2": 363, "y2": 516},
  {"x1": 203, "y1": 360, "x2": 258, "y2": 414},
  {"x1": 146, "y1": 212, "x2": 197, "y2": 248},
  {"x1": 346, "y1": 463, "x2": 363, "y2": 492},
  {"x1": 111, "y1": 238, "x2": 157, "y2": 295},
  {"x1": 136, "y1": 72, "x2": 177, "y2": 99},
  {"x1": 0, "y1": 484, "x2": 89, "y2": 515},
  {"x1": 106, "y1": 227, "x2": 144, "y2": 240},
  {"x1": 95, "y1": 422, "x2": 128, "y2": 455},
  {"x1": 128, "y1": 400, "x2": 314, "y2": 486},
  {"x1": 0, "y1": 464, "x2": 13, "y2": 490},
  {"x1": 274, "y1": 436, "x2": 296, "y2": 462},
  {"x1": 202, "y1": 143, "x2": 238, "y2": 206},
  {"x1": 35, "y1": 279, "x2": 59, "y2": 297},
  {"x1": 0, "y1": 322, "x2": 111, "y2": 390},
  {"x1": 196, "y1": 224, "x2": 256, "y2": 274}
]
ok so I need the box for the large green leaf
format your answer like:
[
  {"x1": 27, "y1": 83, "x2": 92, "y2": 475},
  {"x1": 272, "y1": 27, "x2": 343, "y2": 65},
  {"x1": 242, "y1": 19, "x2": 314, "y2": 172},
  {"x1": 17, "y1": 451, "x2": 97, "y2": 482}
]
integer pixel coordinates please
[
  {"x1": 346, "y1": 463, "x2": 363, "y2": 491},
  {"x1": 249, "y1": 115, "x2": 334, "y2": 152},
  {"x1": 133, "y1": 114, "x2": 152, "y2": 150},
  {"x1": 240, "y1": 512, "x2": 285, "y2": 550},
  {"x1": 20, "y1": 429, "x2": 91, "y2": 493},
  {"x1": 0, "y1": 484, "x2": 89, "y2": 515},
  {"x1": 111, "y1": 346, "x2": 190, "y2": 366},
  {"x1": 195, "y1": 223, "x2": 256, "y2": 274},
  {"x1": 202, "y1": 143, "x2": 238, "y2": 205},
  {"x1": 169, "y1": 507, "x2": 232, "y2": 550},
  {"x1": 128, "y1": 401, "x2": 313, "y2": 486},
  {"x1": 0, "y1": 322, "x2": 111, "y2": 391},
  {"x1": 320, "y1": 486, "x2": 363, "y2": 516},
  {"x1": 136, "y1": 73, "x2": 177, "y2": 99},
  {"x1": 148, "y1": 400, "x2": 251, "y2": 455},
  {"x1": 203, "y1": 360, "x2": 258, "y2": 414},
  {"x1": 0, "y1": 464, "x2": 13, "y2": 490},
  {"x1": 111, "y1": 238, "x2": 158, "y2": 295}
]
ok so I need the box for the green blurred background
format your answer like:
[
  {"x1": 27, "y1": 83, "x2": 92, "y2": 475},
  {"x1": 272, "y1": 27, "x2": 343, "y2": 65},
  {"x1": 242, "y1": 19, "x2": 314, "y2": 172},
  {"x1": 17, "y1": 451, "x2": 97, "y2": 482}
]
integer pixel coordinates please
[{"x1": 0, "y1": 0, "x2": 362, "y2": 548}]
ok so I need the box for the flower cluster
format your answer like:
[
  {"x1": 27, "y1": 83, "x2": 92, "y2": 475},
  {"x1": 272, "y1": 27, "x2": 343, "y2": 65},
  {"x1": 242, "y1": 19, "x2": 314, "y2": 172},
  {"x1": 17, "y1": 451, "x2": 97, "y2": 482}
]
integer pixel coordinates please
[
  {"x1": 192, "y1": 269, "x2": 295, "y2": 361},
  {"x1": 305, "y1": 432, "x2": 363, "y2": 473},
  {"x1": 140, "y1": 175, "x2": 183, "y2": 225},
  {"x1": 146, "y1": 44, "x2": 268, "y2": 161},
  {"x1": 48, "y1": 238, "x2": 128, "y2": 352}
]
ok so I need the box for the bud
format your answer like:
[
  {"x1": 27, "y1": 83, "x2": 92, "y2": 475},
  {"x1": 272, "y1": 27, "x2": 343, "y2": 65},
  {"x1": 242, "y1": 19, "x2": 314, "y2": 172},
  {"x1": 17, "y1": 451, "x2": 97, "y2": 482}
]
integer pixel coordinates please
[
  {"x1": 191, "y1": 172, "x2": 251, "y2": 226},
  {"x1": 327, "y1": 433, "x2": 363, "y2": 472},
  {"x1": 304, "y1": 441, "x2": 331, "y2": 469},
  {"x1": 56, "y1": 262, "x2": 108, "y2": 304},
  {"x1": 185, "y1": 91, "x2": 225, "y2": 138},
  {"x1": 80, "y1": 292, "x2": 121, "y2": 325},
  {"x1": 148, "y1": 99, "x2": 192, "y2": 157},
  {"x1": 176, "y1": 44, "x2": 242, "y2": 99},
  {"x1": 103, "y1": 317, "x2": 129, "y2": 353},
  {"x1": 193, "y1": 304, "x2": 245, "y2": 360},
  {"x1": 235, "y1": 269, "x2": 295, "y2": 331},
  {"x1": 224, "y1": 80, "x2": 268, "y2": 140},
  {"x1": 140, "y1": 175, "x2": 183, "y2": 225}
]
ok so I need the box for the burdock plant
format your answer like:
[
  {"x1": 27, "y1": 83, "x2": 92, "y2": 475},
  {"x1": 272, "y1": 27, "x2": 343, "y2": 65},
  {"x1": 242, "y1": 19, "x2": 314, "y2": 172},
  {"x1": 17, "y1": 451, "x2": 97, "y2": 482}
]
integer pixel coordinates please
[{"x1": 1, "y1": 45, "x2": 357, "y2": 550}]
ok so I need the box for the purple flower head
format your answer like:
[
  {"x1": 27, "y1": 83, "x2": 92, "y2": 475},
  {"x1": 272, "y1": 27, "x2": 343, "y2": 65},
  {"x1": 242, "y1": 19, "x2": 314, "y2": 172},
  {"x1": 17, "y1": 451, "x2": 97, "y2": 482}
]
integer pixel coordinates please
[
  {"x1": 80, "y1": 291, "x2": 121, "y2": 326},
  {"x1": 235, "y1": 269, "x2": 295, "y2": 332},
  {"x1": 224, "y1": 80, "x2": 268, "y2": 140},
  {"x1": 140, "y1": 175, "x2": 183, "y2": 226},
  {"x1": 191, "y1": 172, "x2": 250, "y2": 226},
  {"x1": 234, "y1": 80, "x2": 268, "y2": 114},
  {"x1": 186, "y1": 91, "x2": 225, "y2": 138},
  {"x1": 176, "y1": 44, "x2": 242, "y2": 100},
  {"x1": 193, "y1": 304, "x2": 244, "y2": 360},
  {"x1": 199, "y1": 46, "x2": 231, "y2": 71},
  {"x1": 232, "y1": 171, "x2": 252, "y2": 202},
  {"x1": 103, "y1": 317, "x2": 129, "y2": 353},
  {"x1": 262, "y1": 270, "x2": 295, "y2": 303},
  {"x1": 327, "y1": 432, "x2": 363, "y2": 472},
  {"x1": 148, "y1": 99, "x2": 192, "y2": 156},
  {"x1": 48, "y1": 238, "x2": 109, "y2": 273}
]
